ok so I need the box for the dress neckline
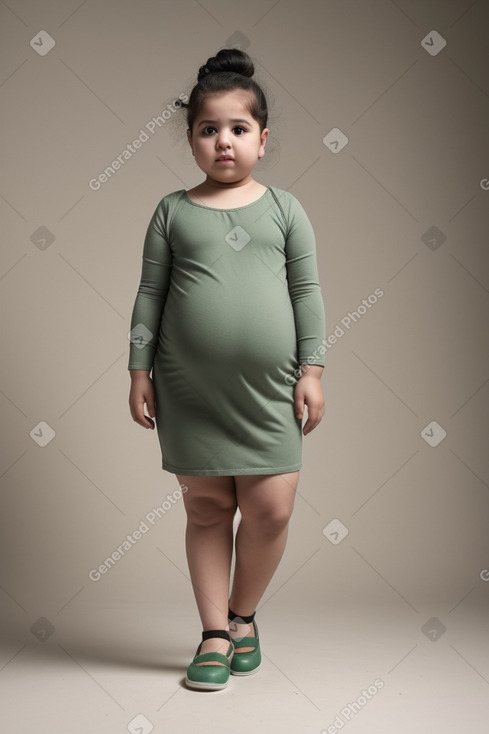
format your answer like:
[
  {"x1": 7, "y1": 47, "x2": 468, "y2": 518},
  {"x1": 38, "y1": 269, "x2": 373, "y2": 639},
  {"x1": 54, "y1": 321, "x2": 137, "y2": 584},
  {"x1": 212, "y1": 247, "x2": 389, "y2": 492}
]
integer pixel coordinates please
[{"x1": 183, "y1": 187, "x2": 270, "y2": 211}]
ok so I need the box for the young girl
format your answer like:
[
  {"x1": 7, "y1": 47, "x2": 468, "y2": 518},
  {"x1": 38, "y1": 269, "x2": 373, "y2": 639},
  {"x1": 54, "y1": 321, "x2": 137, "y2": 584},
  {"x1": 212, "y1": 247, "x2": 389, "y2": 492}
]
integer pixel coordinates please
[{"x1": 128, "y1": 48, "x2": 326, "y2": 691}]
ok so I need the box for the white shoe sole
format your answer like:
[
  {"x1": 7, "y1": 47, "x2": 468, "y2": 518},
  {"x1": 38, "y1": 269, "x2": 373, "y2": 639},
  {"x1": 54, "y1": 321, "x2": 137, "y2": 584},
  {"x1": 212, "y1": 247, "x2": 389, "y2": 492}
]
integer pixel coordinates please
[
  {"x1": 184, "y1": 675, "x2": 230, "y2": 690},
  {"x1": 230, "y1": 662, "x2": 262, "y2": 676}
]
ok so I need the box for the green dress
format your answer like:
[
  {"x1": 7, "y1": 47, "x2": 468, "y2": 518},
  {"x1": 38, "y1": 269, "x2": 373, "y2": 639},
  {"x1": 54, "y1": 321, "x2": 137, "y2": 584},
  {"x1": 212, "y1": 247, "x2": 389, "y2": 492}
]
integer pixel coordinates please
[{"x1": 128, "y1": 186, "x2": 326, "y2": 476}]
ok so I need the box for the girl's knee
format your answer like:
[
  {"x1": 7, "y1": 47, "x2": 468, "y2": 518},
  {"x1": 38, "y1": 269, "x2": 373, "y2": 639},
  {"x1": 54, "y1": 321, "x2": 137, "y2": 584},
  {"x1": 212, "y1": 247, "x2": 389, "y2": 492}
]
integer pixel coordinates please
[
  {"x1": 179, "y1": 474, "x2": 237, "y2": 525},
  {"x1": 240, "y1": 502, "x2": 293, "y2": 533},
  {"x1": 184, "y1": 493, "x2": 238, "y2": 526}
]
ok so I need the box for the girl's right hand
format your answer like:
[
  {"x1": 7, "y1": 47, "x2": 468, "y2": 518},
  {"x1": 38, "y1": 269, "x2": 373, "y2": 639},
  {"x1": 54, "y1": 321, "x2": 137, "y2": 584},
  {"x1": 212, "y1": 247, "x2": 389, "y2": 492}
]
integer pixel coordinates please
[{"x1": 129, "y1": 374, "x2": 156, "y2": 429}]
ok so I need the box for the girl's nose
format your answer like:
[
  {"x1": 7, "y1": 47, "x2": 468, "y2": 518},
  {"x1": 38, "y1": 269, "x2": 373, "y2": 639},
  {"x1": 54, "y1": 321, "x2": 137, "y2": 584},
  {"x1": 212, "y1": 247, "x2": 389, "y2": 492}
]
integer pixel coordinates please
[{"x1": 217, "y1": 132, "x2": 231, "y2": 148}]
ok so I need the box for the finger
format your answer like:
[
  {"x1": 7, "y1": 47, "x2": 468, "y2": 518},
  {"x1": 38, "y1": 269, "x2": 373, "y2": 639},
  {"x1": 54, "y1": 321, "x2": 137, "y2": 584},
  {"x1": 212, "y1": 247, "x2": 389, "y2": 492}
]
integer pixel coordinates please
[
  {"x1": 144, "y1": 394, "x2": 156, "y2": 428},
  {"x1": 146, "y1": 395, "x2": 156, "y2": 418},
  {"x1": 303, "y1": 407, "x2": 324, "y2": 435},
  {"x1": 141, "y1": 407, "x2": 155, "y2": 429},
  {"x1": 295, "y1": 393, "x2": 305, "y2": 419},
  {"x1": 303, "y1": 418, "x2": 317, "y2": 435},
  {"x1": 134, "y1": 400, "x2": 154, "y2": 429},
  {"x1": 303, "y1": 414, "x2": 315, "y2": 435}
]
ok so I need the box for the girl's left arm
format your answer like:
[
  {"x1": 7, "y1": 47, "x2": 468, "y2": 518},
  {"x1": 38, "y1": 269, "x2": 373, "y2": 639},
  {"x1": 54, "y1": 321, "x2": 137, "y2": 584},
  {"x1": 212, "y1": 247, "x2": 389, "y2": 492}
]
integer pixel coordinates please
[{"x1": 284, "y1": 195, "x2": 326, "y2": 435}]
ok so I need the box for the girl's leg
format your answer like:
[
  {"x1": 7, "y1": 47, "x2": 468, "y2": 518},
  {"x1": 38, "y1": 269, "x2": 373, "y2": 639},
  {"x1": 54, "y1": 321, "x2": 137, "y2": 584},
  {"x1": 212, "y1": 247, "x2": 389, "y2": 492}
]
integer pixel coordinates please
[
  {"x1": 229, "y1": 471, "x2": 299, "y2": 650},
  {"x1": 178, "y1": 474, "x2": 238, "y2": 665}
]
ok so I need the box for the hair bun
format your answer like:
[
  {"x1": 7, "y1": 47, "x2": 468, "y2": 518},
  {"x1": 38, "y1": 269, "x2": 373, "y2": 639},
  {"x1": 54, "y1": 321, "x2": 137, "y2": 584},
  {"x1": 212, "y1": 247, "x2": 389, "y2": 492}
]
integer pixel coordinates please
[{"x1": 197, "y1": 48, "x2": 254, "y2": 82}]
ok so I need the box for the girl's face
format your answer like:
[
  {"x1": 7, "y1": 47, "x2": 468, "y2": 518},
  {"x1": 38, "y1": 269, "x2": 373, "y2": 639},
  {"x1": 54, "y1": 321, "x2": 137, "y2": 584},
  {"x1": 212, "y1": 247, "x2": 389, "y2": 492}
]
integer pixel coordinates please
[{"x1": 187, "y1": 90, "x2": 269, "y2": 187}]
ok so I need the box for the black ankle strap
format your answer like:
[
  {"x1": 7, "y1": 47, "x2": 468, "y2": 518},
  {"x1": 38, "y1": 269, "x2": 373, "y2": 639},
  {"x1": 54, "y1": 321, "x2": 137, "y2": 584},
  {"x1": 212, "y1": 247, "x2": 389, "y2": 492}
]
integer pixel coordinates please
[
  {"x1": 202, "y1": 629, "x2": 231, "y2": 642},
  {"x1": 228, "y1": 607, "x2": 255, "y2": 624}
]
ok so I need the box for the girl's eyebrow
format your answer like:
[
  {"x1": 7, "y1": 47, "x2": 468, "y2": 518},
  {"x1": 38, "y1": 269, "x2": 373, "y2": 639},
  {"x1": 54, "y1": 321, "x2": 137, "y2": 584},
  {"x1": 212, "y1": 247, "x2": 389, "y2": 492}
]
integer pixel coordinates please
[{"x1": 197, "y1": 118, "x2": 251, "y2": 126}]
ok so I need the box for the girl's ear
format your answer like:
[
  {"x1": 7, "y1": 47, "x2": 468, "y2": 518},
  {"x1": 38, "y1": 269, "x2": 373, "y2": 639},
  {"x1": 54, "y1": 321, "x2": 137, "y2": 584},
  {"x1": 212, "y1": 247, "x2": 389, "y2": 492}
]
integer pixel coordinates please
[
  {"x1": 187, "y1": 128, "x2": 194, "y2": 153},
  {"x1": 259, "y1": 128, "x2": 269, "y2": 157}
]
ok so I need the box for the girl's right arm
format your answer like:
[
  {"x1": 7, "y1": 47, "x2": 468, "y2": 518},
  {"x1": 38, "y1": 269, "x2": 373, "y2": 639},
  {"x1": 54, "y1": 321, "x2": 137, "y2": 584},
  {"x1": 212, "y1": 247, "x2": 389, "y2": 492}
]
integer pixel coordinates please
[{"x1": 127, "y1": 198, "x2": 173, "y2": 429}]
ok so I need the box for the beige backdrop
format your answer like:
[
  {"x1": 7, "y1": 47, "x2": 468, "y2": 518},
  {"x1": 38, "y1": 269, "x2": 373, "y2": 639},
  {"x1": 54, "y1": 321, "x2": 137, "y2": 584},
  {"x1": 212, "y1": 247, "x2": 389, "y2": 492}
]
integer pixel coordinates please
[{"x1": 1, "y1": 0, "x2": 488, "y2": 732}]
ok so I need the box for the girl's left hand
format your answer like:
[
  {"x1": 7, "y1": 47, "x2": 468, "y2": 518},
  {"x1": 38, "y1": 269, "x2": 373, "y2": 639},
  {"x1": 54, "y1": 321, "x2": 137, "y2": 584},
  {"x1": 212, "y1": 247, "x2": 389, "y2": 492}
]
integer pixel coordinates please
[{"x1": 294, "y1": 366, "x2": 325, "y2": 435}]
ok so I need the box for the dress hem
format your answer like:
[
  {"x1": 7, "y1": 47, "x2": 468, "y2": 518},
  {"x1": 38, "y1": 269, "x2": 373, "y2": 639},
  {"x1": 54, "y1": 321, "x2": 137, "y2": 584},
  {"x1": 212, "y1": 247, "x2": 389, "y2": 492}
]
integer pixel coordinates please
[{"x1": 162, "y1": 462, "x2": 302, "y2": 476}]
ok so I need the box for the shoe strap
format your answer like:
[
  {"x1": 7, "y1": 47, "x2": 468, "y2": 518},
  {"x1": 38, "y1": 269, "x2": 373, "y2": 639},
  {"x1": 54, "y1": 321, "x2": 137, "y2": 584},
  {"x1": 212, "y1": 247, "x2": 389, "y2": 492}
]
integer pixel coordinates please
[
  {"x1": 202, "y1": 629, "x2": 231, "y2": 642},
  {"x1": 194, "y1": 651, "x2": 232, "y2": 666},
  {"x1": 228, "y1": 607, "x2": 255, "y2": 624},
  {"x1": 232, "y1": 636, "x2": 258, "y2": 649}
]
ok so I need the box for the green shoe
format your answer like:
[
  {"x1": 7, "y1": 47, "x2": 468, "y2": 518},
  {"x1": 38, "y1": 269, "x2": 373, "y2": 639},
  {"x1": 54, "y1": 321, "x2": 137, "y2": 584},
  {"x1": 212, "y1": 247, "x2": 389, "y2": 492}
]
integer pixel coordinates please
[
  {"x1": 185, "y1": 629, "x2": 234, "y2": 691},
  {"x1": 228, "y1": 610, "x2": 262, "y2": 676}
]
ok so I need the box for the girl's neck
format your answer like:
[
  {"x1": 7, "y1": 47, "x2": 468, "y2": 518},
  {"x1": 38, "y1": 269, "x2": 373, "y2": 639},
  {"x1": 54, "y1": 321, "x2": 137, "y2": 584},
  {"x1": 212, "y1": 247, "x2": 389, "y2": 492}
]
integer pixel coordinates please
[
  {"x1": 200, "y1": 175, "x2": 256, "y2": 192},
  {"x1": 186, "y1": 179, "x2": 268, "y2": 208}
]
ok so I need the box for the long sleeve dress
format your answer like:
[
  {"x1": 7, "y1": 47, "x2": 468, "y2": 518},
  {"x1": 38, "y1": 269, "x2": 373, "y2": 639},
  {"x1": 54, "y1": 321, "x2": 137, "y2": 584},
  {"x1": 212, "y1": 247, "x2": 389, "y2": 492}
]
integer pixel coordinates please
[{"x1": 128, "y1": 186, "x2": 326, "y2": 476}]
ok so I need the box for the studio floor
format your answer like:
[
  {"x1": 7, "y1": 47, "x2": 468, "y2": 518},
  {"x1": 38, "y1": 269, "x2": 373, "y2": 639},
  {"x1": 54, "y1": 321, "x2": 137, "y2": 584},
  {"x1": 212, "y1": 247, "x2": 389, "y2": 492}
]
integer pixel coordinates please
[{"x1": 1, "y1": 596, "x2": 488, "y2": 733}]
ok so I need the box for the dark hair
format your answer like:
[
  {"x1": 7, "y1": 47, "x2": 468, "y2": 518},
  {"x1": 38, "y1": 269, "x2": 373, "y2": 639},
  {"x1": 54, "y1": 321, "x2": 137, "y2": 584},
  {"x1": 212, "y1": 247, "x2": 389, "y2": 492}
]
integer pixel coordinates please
[{"x1": 177, "y1": 48, "x2": 268, "y2": 135}]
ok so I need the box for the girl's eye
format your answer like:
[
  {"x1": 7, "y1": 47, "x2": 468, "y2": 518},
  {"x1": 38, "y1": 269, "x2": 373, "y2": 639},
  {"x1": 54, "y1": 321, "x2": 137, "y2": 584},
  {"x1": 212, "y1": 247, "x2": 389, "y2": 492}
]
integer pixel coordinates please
[{"x1": 202, "y1": 126, "x2": 247, "y2": 136}]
